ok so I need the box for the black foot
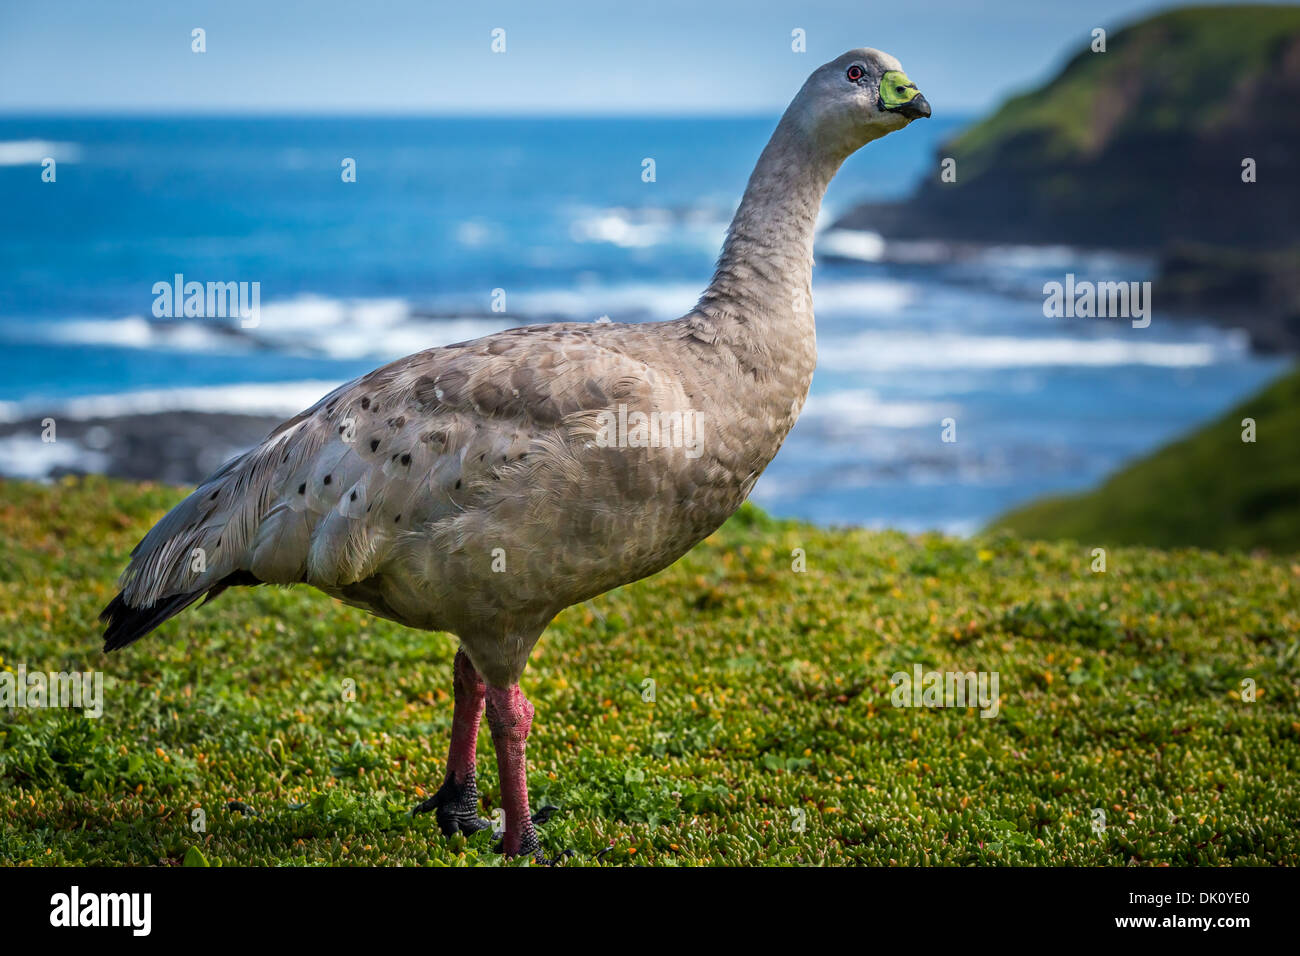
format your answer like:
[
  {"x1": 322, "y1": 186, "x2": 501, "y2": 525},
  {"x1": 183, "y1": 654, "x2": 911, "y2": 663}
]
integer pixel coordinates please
[
  {"x1": 492, "y1": 806, "x2": 563, "y2": 862},
  {"x1": 412, "y1": 773, "x2": 492, "y2": 836}
]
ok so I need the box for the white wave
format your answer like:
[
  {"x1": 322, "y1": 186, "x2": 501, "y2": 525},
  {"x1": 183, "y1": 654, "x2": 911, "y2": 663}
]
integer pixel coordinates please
[
  {"x1": 570, "y1": 211, "x2": 672, "y2": 248},
  {"x1": 817, "y1": 332, "x2": 1233, "y2": 371},
  {"x1": 17, "y1": 296, "x2": 518, "y2": 362},
  {"x1": 11, "y1": 279, "x2": 1230, "y2": 376},
  {"x1": 0, "y1": 435, "x2": 108, "y2": 479},
  {"x1": 455, "y1": 220, "x2": 496, "y2": 248},
  {"x1": 32, "y1": 280, "x2": 908, "y2": 354},
  {"x1": 41, "y1": 316, "x2": 247, "y2": 352},
  {"x1": 251, "y1": 296, "x2": 512, "y2": 359},
  {"x1": 0, "y1": 380, "x2": 346, "y2": 425},
  {"x1": 510, "y1": 282, "x2": 700, "y2": 321},
  {"x1": 0, "y1": 140, "x2": 81, "y2": 166},
  {"x1": 973, "y1": 244, "x2": 1151, "y2": 273},
  {"x1": 800, "y1": 388, "x2": 954, "y2": 429},
  {"x1": 567, "y1": 206, "x2": 726, "y2": 251},
  {"x1": 514, "y1": 273, "x2": 913, "y2": 322},
  {"x1": 817, "y1": 228, "x2": 885, "y2": 262},
  {"x1": 812, "y1": 278, "x2": 916, "y2": 315}
]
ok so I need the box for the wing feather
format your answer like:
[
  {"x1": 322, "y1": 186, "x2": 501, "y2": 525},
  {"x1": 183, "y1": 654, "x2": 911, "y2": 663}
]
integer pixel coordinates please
[{"x1": 114, "y1": 324, "x2": 664, "y2": 618}]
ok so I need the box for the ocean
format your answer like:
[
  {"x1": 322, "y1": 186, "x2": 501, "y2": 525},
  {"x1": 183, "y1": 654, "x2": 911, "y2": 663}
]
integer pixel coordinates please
[{"x1": 0, "y1": 115, "x2": 1284, "y2": 531}]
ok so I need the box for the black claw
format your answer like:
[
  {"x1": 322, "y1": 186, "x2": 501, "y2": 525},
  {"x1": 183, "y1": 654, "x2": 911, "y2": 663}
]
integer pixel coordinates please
[
  {"x1": 413, "y1": 773, "x2": 492, "y2": 836},
  {"x1": 534, "y1": 848, "x2": 576, "y2": 866},
  {"x1": 494, "y1": 831, "x2": 568, "y2": 865},
  {"x1": 491, "y1": 809, "x2": 567, "y2": 863},
  {"x1": 493, "y1": 819, "x2": 541, "y2": 859}
]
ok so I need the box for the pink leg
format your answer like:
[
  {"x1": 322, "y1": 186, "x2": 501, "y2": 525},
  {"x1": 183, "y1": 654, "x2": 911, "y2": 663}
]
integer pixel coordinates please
[
  {"x1": 445, "y1": 647, "x2": 485, "y2": 786},
  {"x1": 485, "y1": 682, "x2": 538, "y2": 858},
  {"x1": 414, "y1": 647, "x2": 490, "y2": 834}
]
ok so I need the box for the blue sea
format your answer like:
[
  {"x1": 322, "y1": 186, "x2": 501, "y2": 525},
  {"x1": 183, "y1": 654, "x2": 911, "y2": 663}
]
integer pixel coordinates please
[{"x1": 0, "y1": 116, "x2": 1285, "y2": 531}]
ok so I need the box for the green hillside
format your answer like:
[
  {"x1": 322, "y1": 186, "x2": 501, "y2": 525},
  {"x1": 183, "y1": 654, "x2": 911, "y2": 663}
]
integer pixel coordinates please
[
  {"x1": 837, "y1": 5, "x2": 1300, "y2": 252},
  {"x1": 1, "y1": 478, "x2": 1297, "y2": 865},
  {"x1": 950, "y1": 4, "x2": 1300, "y2": 178},
  {"x1": 992, "y1": 366, "x2": 1300, "y2": 552}
]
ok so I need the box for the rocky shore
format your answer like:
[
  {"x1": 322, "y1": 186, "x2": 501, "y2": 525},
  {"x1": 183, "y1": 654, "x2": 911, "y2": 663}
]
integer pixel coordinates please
[{"x1": 0, "y1": 412, "x2": 282, "y2": 485}]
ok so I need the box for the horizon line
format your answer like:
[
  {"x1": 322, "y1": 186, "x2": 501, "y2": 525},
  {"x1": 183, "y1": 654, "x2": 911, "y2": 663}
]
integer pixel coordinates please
[{"x1": 0, "y1": 107, "x2": 980, "y2": 121}]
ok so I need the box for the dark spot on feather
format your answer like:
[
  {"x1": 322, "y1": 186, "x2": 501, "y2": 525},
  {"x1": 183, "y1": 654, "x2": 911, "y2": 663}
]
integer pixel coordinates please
[
  {"x1": 338, "y1": 425, "x2": 346, "y2": 434},
  {"x1": 389, "y1": 415, "x2": 406, "y2": 429},
  {"x1": 370, "y1": 439, "x2": 380, "y2": 452},
  {"x1": 394, "y1": 514, "x2": 401, "y2": 523},
  {"x1": 360, "y1": 396, "x2": 370, "y2": 409},
  {"x1": 210, "y1": 491, "x2": 219, "y2": 500},
  {"x1": 323, "y1": 475, "x2": 332, "y2": 485},
  {"x1": 401, "y1": 453, "x2": 411, "y2": 465},
  {"x1": 411, "y1": 374, "x2": 440, "y2": 408},
  {"x1": 478, "y1": 453, "x2": 485, "y2": 462},
  {"x1": 472, "y1": 379, "x2": 510, "y2": 412},
  {"x1": 430, "y1": 369, "x2": 468, "y2": 406},
  {"x1": 298, "y1": 483, "x2": 306, "y2": 495},
  {"x1": 455, "y1": 480, "x2": 462, "y2": 489},
  {"x1": 350, "y1": 491, "x2": 357, "y2": 501}
]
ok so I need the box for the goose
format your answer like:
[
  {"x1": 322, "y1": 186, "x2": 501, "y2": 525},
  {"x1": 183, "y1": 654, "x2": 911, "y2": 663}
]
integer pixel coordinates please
[{"x1": 100, "y1": 49, "x2": 930, "y2": 860}]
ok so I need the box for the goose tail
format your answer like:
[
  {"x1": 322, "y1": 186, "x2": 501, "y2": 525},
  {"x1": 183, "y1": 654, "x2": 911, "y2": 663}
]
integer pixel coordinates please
[
  {"x1": 99, "y1": 446, "x2": 272, "y2": 653},
  {"x1": 100, "y1": 570, "x2": 260, "y2": 652}
]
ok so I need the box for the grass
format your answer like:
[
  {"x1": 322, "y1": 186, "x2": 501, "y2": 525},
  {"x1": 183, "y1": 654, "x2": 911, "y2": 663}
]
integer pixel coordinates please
[
  {"x1": 1, "y1": 476, "x2": 1298, "y2": 866},
  {"x1": 992, "y1": 366, "x2": 1300, "y2": 554}
]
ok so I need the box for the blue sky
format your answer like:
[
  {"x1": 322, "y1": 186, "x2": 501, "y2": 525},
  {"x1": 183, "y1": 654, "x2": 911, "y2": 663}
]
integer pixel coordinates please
[{"x1": 0, "y1": 0, "x2": 1286, "y2": 114}]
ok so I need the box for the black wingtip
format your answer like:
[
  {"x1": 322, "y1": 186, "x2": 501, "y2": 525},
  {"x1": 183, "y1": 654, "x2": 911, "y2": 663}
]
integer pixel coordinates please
[
  {"x1": 99, "y1": 571, "x2": 263, "y2": 653},
  {"x1": 99, "y1": 589, "x2": 199, "y2": 652}
]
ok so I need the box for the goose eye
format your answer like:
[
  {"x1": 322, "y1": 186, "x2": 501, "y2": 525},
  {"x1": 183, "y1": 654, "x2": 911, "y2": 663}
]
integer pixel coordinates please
[{"x1": 846, "y1": 65, "x2": 865, "y2": 82}]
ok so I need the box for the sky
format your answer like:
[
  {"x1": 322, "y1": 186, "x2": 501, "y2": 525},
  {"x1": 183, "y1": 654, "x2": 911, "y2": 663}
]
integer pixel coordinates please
[{"x1": 0, "y1": 0, "x2": 1289, "y2": 115}]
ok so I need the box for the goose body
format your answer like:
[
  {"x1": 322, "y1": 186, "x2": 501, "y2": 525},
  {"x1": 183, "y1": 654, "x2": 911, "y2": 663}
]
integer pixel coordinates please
[
  {"x1": 101, "y1": 49, "x2": 930, "y2": 858},
  {"x1": 111, "y1": 318, "x2": 802, "y2": 682}
]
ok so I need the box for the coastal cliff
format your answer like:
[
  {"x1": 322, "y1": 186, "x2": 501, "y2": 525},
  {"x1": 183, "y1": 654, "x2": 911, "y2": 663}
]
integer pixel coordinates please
[{"x1": 834, "y1": 5, "x2": 1300, "y2": 350}]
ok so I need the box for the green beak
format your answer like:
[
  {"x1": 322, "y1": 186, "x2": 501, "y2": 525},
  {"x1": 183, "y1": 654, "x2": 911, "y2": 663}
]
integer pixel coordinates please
[{"x1": 880, "y1": 70, "x2": 931, "y2": 119}]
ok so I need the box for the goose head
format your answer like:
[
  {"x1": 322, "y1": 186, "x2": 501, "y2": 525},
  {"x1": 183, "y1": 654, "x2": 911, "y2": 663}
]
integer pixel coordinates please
[{"x1": 789, "y1": 48, "x2": 930, "y2": 155}]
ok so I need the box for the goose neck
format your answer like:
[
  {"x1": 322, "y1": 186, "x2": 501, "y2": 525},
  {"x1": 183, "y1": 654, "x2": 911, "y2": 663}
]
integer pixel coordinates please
[{"x1": 692, "y1": 112, "x2": 849, "y2": 360}]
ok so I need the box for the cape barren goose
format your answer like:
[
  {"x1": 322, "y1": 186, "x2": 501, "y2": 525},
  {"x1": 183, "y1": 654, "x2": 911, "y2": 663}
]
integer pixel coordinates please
[{"x1": 101, "y1": 50, "x2": 930, "y2": 860}]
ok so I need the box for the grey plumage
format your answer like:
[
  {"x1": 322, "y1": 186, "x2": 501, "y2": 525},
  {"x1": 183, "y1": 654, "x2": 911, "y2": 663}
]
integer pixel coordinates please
[{"x1": 102, "y1": 48, "x2": 928, "y2": 691}]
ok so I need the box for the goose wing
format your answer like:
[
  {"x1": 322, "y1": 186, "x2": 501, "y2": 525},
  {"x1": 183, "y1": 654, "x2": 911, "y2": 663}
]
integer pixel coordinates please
[{"x1": 105, "y1": 323, "x2": 669, "y2": 645}]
